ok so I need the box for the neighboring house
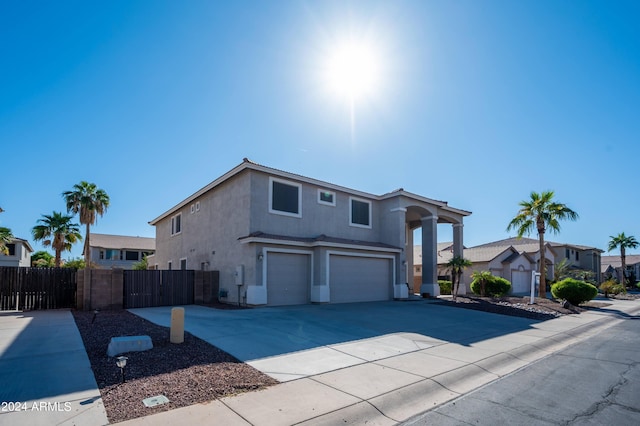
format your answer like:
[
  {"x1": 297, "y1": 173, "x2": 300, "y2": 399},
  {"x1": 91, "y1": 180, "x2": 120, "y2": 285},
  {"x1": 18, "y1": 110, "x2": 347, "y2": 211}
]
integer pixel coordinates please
[
  {"x1": 601, "y1": 255, "x2": 640, "y2": 284},
  {"x1": 415, "y1": 237, "x2": 603, "y2": 295},
  {"x1": 0, "y1": 238, "x2": 33, "y2": 267},
  {"x1": 149, "y1": 158, "x2": 471, "y2": 306},
  {"x1": 89, "y1": 233, "x2": 155, "y2": 269}
]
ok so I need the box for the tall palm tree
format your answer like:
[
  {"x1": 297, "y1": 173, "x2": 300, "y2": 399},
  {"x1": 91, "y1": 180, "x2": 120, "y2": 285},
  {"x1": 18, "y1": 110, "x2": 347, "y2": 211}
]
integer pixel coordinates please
[
  {"x1": 0, "y1": 226, "x2": 14, "y2": 255},
  {"x1": 507, "y1": 191, "x2": 578, "y2": 299},
  {"x1": 446, "y1": 256, "x2": 472, "y2": 301},
  {"x1": 32, "y1": 212, "x2": 82, "y2": 267},
  {"x1": 608, "y1": 233, "x2": 638, "y2": 287},
  {"x1": 63, "y1": 181, "x2": 110, "y2": 268}
]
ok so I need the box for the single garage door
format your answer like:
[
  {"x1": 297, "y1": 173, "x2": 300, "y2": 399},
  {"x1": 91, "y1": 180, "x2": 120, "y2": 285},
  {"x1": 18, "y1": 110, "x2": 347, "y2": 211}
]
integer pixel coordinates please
[
  {"x1": 511, "y1": 270, "x2": 531, "y2": 294},
  {"x1": 267, "y1": 252, "x2": 310, "y2": 306},
  {"x1": 329, "y1": 255, "x2": 392, "y2": 303}
]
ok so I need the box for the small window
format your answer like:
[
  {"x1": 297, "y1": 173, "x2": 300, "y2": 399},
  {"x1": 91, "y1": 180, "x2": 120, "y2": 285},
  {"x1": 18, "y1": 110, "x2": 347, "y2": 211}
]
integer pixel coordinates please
[
  {"x1": 565, "y1": 248, "x2": 570, "y2": 258},
  {"x1": 195, "y1": 201, "x2": 200, "y2": 211},
  {"x1": 99, "y1": 250, "x2": 105, "y2": 260},
  {"x1": 269, "y1": 177, "x2": 302, "y2": 217},
  {"x1": 168, "y1": 261, "x2": 172, "y2": 270},
  {"x1": 171, "y1": 213, "x2": 182, "y2": 235},
  {"x1": 576, "y1": 251, "x2": 579, "y2": 261},
  {"x1": 318, "y1": 189, "x2": 336, "y2": 206},
  {"x1": 190, "y1": 204, "x2": 195, "y2": 214},
  {"x1": 350, "y1": 197, "x2": 371, "y2": 228},
  {"x1": 125, "y1": 251, "x2": 139, "y2": 261},
  {"x1": 6, "y1": 244, "x2": 16, "y2": 256},
  {"x1": 180, "y1": 258, "x2": 187, "y2": 270}
]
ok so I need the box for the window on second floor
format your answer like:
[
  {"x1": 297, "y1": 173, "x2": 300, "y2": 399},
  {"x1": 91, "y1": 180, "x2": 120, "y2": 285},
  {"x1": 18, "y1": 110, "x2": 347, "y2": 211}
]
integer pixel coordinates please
[
  {"x1": 269, "y1": 177, "x2": 302, "y2": 217},
  {"x1": 6, "y1": 244, "x2": 16, "y2": 256},
  {"x1": 171, "y1": 213, "x2": 182, "y2": 235},
  {"x1": 350, "y1": 197, "x2": 371, "y2": 228},
  {"x1": 125, "y1": 251, "x2": 139, "y2": 261},
  {"x1": 318, "y1": 189, "x2": 336, "y2": 206}
]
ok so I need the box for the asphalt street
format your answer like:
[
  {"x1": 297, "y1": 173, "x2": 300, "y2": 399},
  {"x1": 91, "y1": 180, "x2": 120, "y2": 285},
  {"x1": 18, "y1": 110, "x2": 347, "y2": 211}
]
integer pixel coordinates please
[{"x1": 403, "y1": 318, "x2": 640, "y2": 426}]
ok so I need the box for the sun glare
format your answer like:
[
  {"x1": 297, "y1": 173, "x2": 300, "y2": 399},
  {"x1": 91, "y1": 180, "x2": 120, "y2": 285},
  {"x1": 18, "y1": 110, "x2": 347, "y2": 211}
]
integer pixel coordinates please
[{"x1": 325, "y1": 41, "x2": 381, "y2": 101}]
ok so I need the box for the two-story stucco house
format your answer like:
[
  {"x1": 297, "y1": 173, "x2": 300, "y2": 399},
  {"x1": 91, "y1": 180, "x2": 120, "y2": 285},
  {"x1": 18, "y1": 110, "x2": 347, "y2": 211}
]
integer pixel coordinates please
[
  {"x1": 0, "y1": 238, "x2": 33, "y2": 267},
  {"x1": 149, "y1": 159, "x2": 471, "y2": 306},
  {"x1": 88, "y1": 233, "x2": 155, "y2": 269}
]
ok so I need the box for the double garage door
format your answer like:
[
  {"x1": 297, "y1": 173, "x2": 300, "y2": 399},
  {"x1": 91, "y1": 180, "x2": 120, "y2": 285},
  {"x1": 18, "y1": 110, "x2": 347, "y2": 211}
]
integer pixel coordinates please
[{"x1": 266, "y1": 252, "x2": 394, "y2": 305}]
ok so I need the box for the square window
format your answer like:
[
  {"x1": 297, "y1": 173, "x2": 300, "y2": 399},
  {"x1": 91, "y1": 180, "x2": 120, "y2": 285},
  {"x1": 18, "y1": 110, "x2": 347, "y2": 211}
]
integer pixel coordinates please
[
  {"x1": 6, "y1": 244, "x2": 16, "y2": 256},
  {"x1": 269, "y1": 177, "x2": 301, "y2": 217},
  {"x1": 350, "y1": 197, "x2": 371, "y2": 228},
  {"x1": 318, "y1": 189, "x2": 336, "y2": 206}
]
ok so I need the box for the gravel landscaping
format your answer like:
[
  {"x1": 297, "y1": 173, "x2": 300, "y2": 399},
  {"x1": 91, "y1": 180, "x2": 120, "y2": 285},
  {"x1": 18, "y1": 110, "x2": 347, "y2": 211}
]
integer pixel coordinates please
[{"x1": 73, "y1": 309, "x2": 277, "y2": 424}]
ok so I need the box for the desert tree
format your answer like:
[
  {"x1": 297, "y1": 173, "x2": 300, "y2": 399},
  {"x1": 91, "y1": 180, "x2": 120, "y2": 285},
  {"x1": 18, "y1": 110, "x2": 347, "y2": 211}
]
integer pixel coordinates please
[
  {"x1": 608, "y1": 233, "x2": 638, "y2": 287},
  {"x1": 32, "y1": 212, "x2": 82, "y2": 267},
  {"x1": 507, "y1": 191, "x2": 578, "y2": 298},
  {"x1": 63, "y1": 181, "x2": 110, "y2": 268}
]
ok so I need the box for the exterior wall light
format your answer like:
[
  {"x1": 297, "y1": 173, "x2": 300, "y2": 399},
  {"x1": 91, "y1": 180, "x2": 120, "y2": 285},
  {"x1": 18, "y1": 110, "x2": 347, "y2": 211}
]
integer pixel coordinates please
[{"x1": 257, "y1": 253, "x2": 264, "y2": 261}]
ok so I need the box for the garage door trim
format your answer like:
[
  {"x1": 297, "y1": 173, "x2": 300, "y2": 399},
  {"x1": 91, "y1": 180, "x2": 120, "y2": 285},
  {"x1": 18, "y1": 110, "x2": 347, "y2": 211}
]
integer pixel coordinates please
[
  {"x1": 326, "y1": 250, "x2": 396, "y2": 303},
  {"x1": 262, "y1": 247, "x2": 314, "y2": 291}
]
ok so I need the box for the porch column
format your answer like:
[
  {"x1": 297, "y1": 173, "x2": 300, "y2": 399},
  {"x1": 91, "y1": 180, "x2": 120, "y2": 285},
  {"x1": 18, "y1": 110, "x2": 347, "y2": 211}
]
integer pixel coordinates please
[
  {"x1": 406, "y1": 224, "x2": 414, "y2": 290},
  {"x1": 453, "y1": 223, "x2": 463, "y2": 258},
  {"x1": 453, "y1": 223, "x2": 465, "y2": 293},
  {"x1": 421, "y1": 215, "x2": 439, "y2": 297}
]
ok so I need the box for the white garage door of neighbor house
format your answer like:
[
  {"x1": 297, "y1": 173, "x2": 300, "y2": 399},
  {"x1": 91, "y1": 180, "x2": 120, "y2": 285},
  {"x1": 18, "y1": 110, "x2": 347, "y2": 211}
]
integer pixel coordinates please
[
  {"x1": 266, "y1": 252, "x2": 311, "y2": 306},
  {"x1": 329, "y1": 255, "x2": 392, "y2": 303},
  {"x1": 511, "y1": 270, "x2": 531, "y2": 294}
]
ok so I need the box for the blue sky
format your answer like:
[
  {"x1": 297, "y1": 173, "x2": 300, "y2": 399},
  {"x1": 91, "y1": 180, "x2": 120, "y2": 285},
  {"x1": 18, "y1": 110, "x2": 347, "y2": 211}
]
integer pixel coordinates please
[{"x1": 1, "y1": 0, "x2": 639, "y2": 260}]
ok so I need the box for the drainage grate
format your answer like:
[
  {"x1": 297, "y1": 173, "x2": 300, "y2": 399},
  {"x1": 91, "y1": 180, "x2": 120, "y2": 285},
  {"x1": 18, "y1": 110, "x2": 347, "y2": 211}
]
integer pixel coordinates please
[{"x1": 142, "y1": 395, "x2": 170, "y2": 408}]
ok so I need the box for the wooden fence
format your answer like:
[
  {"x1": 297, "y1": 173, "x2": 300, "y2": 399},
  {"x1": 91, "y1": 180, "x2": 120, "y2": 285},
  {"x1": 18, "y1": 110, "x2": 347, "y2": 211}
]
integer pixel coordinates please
[
  {"x1": 0, "y1": 267, "x2": 76, "y2": 311},
  {"x1": 123, "y1": 270, "x2": 195, "y2": 308}
]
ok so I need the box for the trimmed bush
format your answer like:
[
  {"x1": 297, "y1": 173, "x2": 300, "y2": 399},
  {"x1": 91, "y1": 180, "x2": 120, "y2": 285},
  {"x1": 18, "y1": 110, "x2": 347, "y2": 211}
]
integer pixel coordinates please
[
  {"x1": 551, "y1": 278, "x2": 598, "y2": 305},
  {"x1": 470, "y1": 274, "x2": 511, "y2": 297},
  {"x1": 438, "y1": 280, "x2": 452, "y2": 295},
  {"x1": 599, "y1": 279, "x2": 626, "y2": 297}
]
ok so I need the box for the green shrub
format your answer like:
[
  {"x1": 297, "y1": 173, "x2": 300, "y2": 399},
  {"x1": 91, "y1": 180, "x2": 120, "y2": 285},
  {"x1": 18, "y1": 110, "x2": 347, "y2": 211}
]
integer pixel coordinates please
[
  {"x1": 599, "y1": 279, "x2": 626, "y2": 297},
  {"x1": 551, "y1": 278, "x2": 598, "y2": 305},
  {"x1": 470, "y1": 274, "x2": 511, "y2": 297},
  {"x1": 438, "y1": 280, "x2": 452, "y2": 295}
]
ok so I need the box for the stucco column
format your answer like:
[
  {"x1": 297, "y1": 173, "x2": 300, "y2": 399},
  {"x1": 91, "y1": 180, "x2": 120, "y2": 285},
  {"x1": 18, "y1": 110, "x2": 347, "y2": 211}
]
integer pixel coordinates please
[
  {"x1": 387, "y1": 207, "x2": 408, "y2": 299},
  {"x1": 406, "y1": 224, "x2": 414, "y2": 290},
  {"x1": 453, "y1": 223, "x2": 464, "y2": 293},
  {"x1": 421, "y1": 215, "x2": 439, "y2": 297}
]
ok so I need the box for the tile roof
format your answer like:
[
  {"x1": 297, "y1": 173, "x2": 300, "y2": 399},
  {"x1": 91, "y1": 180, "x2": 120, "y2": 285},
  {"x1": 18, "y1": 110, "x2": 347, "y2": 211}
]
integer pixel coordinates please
[
  {"x1": 601, "y1": 254, "x2": 640, "y2": 269},
  {"x1": 90, "y1": 233, "x2": 155, "y2": 251},
  {"x1": 238, "y1": 232, "x2": 401, "y2": 250}
]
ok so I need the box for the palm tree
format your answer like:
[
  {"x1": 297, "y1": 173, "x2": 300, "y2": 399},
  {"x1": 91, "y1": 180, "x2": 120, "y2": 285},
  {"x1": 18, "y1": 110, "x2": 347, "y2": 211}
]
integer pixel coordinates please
[
  {"x1": 446, "y1": 256, "x2": 472, "y2": 301},
  {"x1": 507, "y1": 191, "x2": 578, "y2": 299},
  {"x1": 0, "y1": 226, "x2": 14, "y2": 255},
  {"x1": 31, "y1": 212, "x2": 82, "y2": 267},
  {"x1": 471, "y1": 270, "x2": 493, "y2": 297},
  {"x1": 63, "y1": 181, "x2": 110, "y2": 268},
  {"x1": 608, "y1": 233, "x2": 638, "y2": 287}
]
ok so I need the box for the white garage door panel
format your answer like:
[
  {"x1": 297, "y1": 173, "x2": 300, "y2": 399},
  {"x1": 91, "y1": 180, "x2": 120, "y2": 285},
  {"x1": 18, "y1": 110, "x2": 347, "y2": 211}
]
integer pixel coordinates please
[
  {"x1": 330, "y1": 255, "x2": 392, "y2": 303},
  {"x1": 511, "y1": 271, "x2": 530, "y2": 294},
  {"x1": 267, "y1": 252, "x2": 310, "y2": 306}
]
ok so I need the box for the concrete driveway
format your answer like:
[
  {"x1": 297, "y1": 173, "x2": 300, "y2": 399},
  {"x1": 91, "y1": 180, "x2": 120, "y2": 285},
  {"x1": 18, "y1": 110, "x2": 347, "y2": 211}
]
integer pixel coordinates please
[{"x1": 131, "y1": 300, "x2": 552, "y2": 382}]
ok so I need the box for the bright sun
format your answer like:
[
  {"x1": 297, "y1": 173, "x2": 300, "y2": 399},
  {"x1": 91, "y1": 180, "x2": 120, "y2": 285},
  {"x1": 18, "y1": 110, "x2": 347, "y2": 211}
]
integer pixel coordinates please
[{"x1": 325, "y1": 41, "x2": 381, "y2": 101}]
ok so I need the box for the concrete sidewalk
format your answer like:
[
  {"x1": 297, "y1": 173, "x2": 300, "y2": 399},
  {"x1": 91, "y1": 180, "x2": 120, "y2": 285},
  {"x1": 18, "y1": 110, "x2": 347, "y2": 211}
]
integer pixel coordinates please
[
  {"x1": 122, "y1": 298, "x2": 640, "y2": 426},
  {"x1": 0, "y1": 310, "x2": 108, "y2": 426}
]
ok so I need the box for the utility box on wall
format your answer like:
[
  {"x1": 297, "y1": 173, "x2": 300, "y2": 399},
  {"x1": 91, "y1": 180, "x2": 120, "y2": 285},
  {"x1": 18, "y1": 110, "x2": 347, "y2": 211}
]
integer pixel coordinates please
[{"x1": 234, "y1": 265, "x2": 244, "y2": 286}]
